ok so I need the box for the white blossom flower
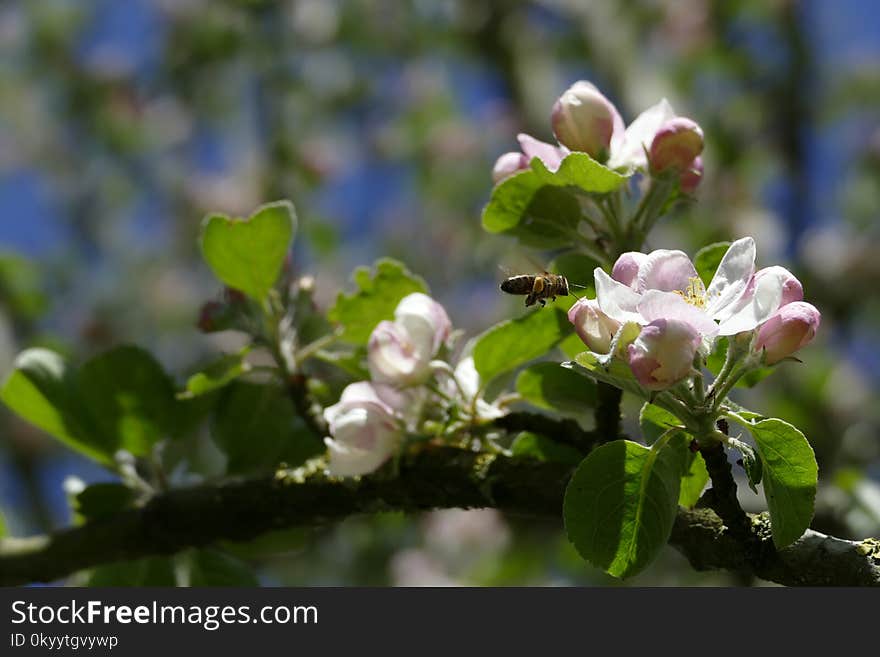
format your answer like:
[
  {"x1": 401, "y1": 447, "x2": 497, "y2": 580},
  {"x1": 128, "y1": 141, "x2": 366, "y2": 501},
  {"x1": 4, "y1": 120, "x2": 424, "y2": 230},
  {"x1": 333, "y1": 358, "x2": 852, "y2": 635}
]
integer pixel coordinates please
[
  {"x1": 323, "y1": 382, "x2": 402, "y2": 477},
  {"x1": 368, "y1": 293, "x2": 451, "y2": 386}
]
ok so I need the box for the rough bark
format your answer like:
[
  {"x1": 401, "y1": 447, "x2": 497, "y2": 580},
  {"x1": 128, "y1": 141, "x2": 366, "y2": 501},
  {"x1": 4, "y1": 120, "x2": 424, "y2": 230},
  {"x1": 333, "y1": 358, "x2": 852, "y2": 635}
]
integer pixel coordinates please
[{"x1": 1, "y1": 444, "x2": 877, "y2": 587}]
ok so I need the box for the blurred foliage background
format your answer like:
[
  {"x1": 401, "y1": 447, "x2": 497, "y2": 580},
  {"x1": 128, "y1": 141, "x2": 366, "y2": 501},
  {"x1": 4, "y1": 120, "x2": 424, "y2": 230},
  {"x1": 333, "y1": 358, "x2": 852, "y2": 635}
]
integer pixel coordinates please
[{"x1": 1, "y1": 0, "x2": 879, "y2": 586}]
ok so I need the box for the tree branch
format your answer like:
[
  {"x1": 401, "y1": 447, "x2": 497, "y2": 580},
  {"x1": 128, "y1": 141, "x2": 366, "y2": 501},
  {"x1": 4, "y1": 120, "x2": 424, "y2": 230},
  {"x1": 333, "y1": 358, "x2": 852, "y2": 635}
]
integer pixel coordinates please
[{"x1": 1, "y1": 445, "x2": 877, "y2": 586}]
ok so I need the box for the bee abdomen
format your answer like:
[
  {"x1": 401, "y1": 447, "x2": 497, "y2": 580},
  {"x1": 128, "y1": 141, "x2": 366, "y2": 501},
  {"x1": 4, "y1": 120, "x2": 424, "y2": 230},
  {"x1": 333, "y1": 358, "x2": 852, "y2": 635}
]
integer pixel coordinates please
[{"x1": 500, "y1": 275, "x2": 535, "y2": 295}]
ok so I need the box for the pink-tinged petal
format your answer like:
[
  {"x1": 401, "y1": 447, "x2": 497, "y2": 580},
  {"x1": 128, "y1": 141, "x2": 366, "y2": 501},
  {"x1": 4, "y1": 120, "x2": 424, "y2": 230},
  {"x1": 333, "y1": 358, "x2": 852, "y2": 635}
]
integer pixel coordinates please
[
  {"x1": 517, "y1": 133, "x2": 568, "y2": 172},
  {"x1": 607, "y1": 98, "x2": 677, "y2": 170},
  {"x1": 715, "y1": 268, "x2": 785, "y2": 336},
  {"x1": 636, "y1": 249, "x2": 698, "y2": 293},
  {"x1": 636, "y1": 289, "x2": 719, "y2": 338},
  {"x1": 755, "y1": 266, "x2": 803, "y2": 307},
  {"x1": 594, "y1": 267, "x2": 643, "y2": 324},
  {"x1": 337, "y1": 381, "x2": 394, "y2": 413},
  {"x1": 611, "y1": 251, "x2": 648, "y2": 289},
  {"x1": 367, "y1": 320, "x2": 432, "y2": 385},
  {"x1": 627, "y1": 318, "x2": 701, "y2": 390},
  {"x1": 706, "y1": 237, "x2": 756, "y2": 319},
  {"x1": 492, "y1": 151, "x2": 528, "y2": 184},
  {"x1": 754, "y1": 301, "x2": 821, "y2": 364},
  {"x1": 395, "y1": 292, "x2": 452, "y2": 354}
]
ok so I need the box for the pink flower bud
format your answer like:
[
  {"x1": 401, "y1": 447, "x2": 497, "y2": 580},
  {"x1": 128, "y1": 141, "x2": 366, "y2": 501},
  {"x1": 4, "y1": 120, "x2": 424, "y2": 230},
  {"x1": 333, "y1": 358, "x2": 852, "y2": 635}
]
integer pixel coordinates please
[
  {"x1": 627, "y1": 318, "x2": 701, "y2": 390},
  {"x1": 679, "y1": 156, "x2": 703, "y2": 193},
  {"x1": 492, "y1": 151, "x2": 528, "y2": 184},
  {"x1": 568, "y1": 298, "x2": 621, "y2": 354},
  {"x1": 649, "y1": 117, "x2": 704, "y2": 172},
  {"x1": 551, "y1": 81, "x2": 623, "y2": 159},
  {"x1": 754, "y1": 301, "x2": 820, "y2": 365},
  {"x1": 323, "y1": 382, "x2": 401, "y2": 477},
  {"x1": 611, "y1": 251, "x2": 648, "y2": 289}
]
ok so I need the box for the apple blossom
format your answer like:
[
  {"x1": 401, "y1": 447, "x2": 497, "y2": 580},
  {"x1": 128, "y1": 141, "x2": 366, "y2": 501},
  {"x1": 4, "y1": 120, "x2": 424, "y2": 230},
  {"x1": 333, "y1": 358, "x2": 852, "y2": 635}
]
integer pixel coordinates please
[
  {"x1": 754, "y1": 301, "x2": 821, "y2": 365},
  {"x1": 394, "y1": 292, "x2": 452, "y2": 354},
  {"x1": 368, "y1": 293, "x2": 451, "y2": 386},
  {"x1": 323, "y1": 382, "x2": 402, "y2": 477},
  {"x1": 627, "y1": 318, "x2": 702, "y2": 390},
  {"x1": 568, "y1": 298, "x2": 621, "y2": 354},
  {"x1": 551, "y1": 81, "x2": 624, "y2": 159},
  {"x1": 594, "y1": 237, "x2": 793, "y2": 340}
]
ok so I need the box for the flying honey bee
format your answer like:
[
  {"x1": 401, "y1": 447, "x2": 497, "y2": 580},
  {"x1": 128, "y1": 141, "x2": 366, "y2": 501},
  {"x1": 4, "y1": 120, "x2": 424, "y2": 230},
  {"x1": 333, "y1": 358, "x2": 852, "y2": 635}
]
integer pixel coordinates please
[{"x1": 500, "y1": 271, "x2": 571, "y2": 307}]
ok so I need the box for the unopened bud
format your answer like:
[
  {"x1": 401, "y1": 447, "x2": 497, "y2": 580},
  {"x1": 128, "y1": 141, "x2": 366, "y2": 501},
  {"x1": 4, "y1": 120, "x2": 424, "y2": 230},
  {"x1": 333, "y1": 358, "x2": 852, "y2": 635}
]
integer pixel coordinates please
[
  {"x1": 551, "y1": 81, "x2": 623, "y2": 159},
  {"x1": 568, "y1": 298, "x2": 621, "y2": 354},
  {"x1": 649, "y1": 117, "x2": 704, "y2": 172},
  {"x1": 754, "y1": 301, "x2": 820, "y2": 365}
]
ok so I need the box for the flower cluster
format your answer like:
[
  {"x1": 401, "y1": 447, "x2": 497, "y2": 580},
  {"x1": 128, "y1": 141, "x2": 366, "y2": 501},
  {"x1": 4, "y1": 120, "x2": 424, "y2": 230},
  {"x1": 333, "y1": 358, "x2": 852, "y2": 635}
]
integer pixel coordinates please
[
  {"x1": 324, "y1": 293, "x2": 503, "y2": 477},
  {"x1": 493, "y1": 80, "x2": 704, "y2": 190},
  {"x1": 568, "y1": 237, "x2": 820, "y2": 391}
]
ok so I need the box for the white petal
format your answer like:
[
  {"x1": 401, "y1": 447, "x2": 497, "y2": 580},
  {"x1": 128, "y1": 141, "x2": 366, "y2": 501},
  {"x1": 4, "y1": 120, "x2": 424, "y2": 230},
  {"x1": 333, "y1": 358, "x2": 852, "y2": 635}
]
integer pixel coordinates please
[
  {"x1": 636, "y1": 289, "x2": 719, "y2": 338},
  {"x1": 453, "y1": 356, "x2": 481, "y2": 399},
  {"x1": 706, "y1": 237, "x2": 756, "y2": 319},
  {"x1": 607, "y1": 98, "x2": 676, "y2": 170},
  {"x1": 716, "y1": 267, "x2": 785, "y2": 336},
  {"x1": 594, "y1": 267, "x2": 643, "y2": 324}
]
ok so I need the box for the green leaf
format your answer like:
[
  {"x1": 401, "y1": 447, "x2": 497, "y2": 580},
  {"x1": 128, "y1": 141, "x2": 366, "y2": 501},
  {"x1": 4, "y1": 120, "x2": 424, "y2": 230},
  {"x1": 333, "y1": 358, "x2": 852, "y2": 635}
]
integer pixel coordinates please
[
  {"x1": 1, "y1": 348, "x2": 85, "y2": 452},
  {"x1": 211, "y1": 382, "x2": 323, "y2": 474},
  {"x1": 187, "y1": 549, "x2": 258, "y2": 586},
  {"x1": 472, "y1": 307, "x2": 569, "y2": 384},
  {"x1": 200, "y1": 200, "x2": 296, "y2": 302},
  {"x1": 564, "y1": 438, "x2": 687, "y2": 578},
  {"x1": 179, "y1": 349, "x2": 251, "y2": 399},
  {"x1": 327, "y1": 258, "x2": 428, "y2": 345},
  {"x1": 678, "y1": 452, "x2": 709, "y2": 507},
  {"x1": 0, "y1": 510, "x2": 6, "y2": 538},
  {"x1": 693, "y1": 241, "x2": 730, "y2": 288},
  {"x1": 728, "y1": 436, "x2": 763, "y2": 494},
  {"x1": 482, "y1": 153, "x2": 626, "y2": 246},
  {"x1": 639, "y1": 403, "x2": 684, "y2": 445},
  {"x1": 515, "y1": 362, "x2": 596, "y2": 414},
  {"x1": 743, "y1": 418, "x2": 818, "y2": 547},
  {"x1": 76, "y1": 346, "x2": 177, "y2": 458},
  {"x1": 72, "y1": 483, "x2": 137, "y2": 522},
  {"x1": 569, "y1": 351, "x2": 648, "y2": 400},
  {"x1": 510, "y1": 431, "x2": 584, "y2": 466},
  {"x1": 550, "y1": 252, "x2": 599, "y2": 296}
]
